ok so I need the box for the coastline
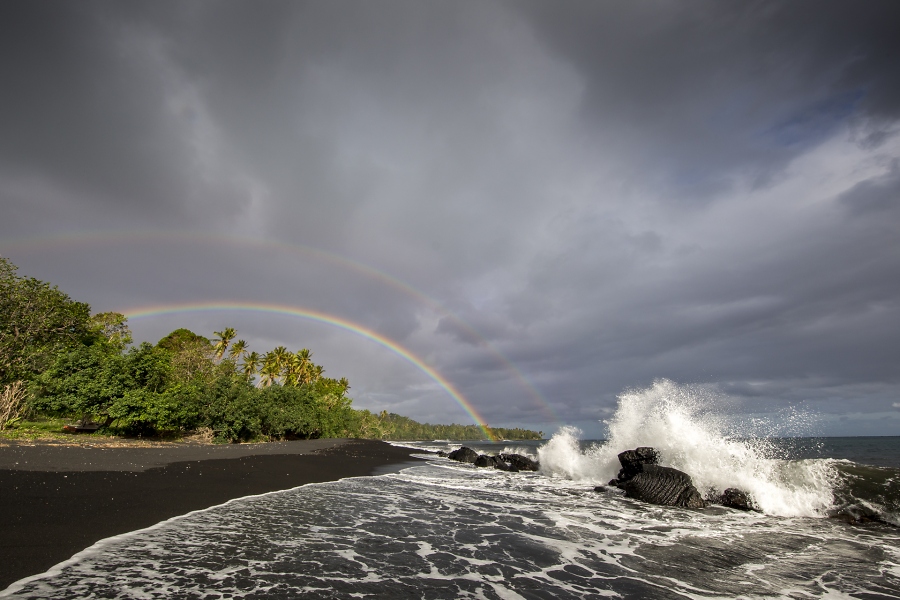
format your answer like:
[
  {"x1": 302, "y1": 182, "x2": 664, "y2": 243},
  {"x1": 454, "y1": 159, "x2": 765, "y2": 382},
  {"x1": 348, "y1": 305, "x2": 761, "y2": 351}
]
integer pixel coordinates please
[{"x1": 0, "y1": 438, "x2": 420, "y2": 590}]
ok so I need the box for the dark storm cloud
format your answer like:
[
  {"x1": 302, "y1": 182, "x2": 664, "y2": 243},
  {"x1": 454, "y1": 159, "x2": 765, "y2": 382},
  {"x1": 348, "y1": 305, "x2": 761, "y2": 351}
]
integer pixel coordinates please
[
  {"x1": 0, "y1": 2, "x2": 191, "y2": 216},
  {"x1": 515, "y1": 0, "x2": 900, "y2": 196},
  {"x1": 2, "y1": 1, "x2": 899, "y2": 436}
]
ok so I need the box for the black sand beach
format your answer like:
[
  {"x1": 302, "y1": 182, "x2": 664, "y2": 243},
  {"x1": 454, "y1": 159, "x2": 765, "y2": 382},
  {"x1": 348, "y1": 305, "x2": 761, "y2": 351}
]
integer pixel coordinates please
[{"x1": 0, "y1": 439, "x2": 419, "y2": 590}]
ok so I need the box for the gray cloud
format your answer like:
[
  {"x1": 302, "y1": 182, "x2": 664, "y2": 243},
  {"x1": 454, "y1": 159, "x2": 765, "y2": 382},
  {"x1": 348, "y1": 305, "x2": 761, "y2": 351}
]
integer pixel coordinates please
[
  {"x1": 516, "y1": 0, "x2": 900, "y2": 197},
  {"x1": 839, "y1": 161, "x2": 900, "y2": 217},
  {"x1": 2, "y1": 1, "x2": 899, "y2": 437}
]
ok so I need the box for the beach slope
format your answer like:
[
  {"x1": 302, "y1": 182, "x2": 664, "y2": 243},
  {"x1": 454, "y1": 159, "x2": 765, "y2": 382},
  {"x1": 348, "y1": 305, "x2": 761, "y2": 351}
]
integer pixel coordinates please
[{"x1": 0, "y1": 438, "x2": 418, "y2": 589}]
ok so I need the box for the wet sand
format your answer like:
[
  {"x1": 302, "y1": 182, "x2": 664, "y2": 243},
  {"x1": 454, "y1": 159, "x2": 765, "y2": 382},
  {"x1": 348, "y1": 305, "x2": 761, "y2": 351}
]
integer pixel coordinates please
[{"x1": 0, "y1": 438, "x2": 420, "y2": 590}]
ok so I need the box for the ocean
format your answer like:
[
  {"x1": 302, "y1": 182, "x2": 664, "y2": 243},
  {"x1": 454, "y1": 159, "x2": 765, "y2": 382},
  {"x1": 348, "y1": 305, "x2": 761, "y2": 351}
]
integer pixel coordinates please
[{"x1": 2, "y1": 384, "x2": 898, "y2": 599}]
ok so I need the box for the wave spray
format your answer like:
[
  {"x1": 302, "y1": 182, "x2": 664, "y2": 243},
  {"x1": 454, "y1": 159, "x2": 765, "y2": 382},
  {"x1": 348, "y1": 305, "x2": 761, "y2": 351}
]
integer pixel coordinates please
[{"x1": 539, "y1": 380, "x2": 838, "y2": 517}]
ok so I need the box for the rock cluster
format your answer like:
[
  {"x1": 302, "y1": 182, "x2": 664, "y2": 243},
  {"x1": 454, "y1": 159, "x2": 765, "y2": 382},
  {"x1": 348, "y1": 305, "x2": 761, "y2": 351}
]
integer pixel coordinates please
[
  {"x1": 607, "y1": 447, "x2": 705, "y2": 509},
  {"x1": 446, "y1": 446, "x2": 539, "y2": 472},
  {"x1": 444, "y1": 444, "x2": 761, "y2": 513},
  {"x1": 606, "y1": 447, "x2": 764, "y2": 512}
]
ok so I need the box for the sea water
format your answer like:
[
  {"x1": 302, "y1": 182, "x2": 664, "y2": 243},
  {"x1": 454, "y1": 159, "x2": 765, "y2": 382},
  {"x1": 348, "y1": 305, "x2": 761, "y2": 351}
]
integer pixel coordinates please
[{"x1": 3, "y1": 381, "x2": 898, "y2": 599}]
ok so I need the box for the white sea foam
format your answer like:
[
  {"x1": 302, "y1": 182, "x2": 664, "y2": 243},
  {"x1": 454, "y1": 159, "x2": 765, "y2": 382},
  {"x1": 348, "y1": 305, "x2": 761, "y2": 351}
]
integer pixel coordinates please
[{"x1": 538, "y1": 379, "x2": 839, "y2": 517}]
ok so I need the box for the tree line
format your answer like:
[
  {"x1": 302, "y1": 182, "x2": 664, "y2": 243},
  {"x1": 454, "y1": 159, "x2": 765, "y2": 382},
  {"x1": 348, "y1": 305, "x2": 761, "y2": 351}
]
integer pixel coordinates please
[
  {"x1": 1, "y1": 256, "x2": 543, "y2": 442},
  {"x1": 382, "y1": 413, "x2": 542, "y2": 441}
]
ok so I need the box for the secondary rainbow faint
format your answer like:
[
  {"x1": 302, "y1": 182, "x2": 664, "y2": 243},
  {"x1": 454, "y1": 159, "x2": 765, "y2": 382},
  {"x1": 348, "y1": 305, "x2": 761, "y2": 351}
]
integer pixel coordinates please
[
  {"x1": 2, "y1": 229, "x2": 560, "y2": 427},
  {"x1": 123, "y1": 301, "x2": 499, "y2": 441}
]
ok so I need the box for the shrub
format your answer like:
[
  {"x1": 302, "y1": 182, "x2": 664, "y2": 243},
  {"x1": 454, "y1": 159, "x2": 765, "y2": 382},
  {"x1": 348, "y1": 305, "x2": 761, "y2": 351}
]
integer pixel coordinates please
[
  {"x1": 29, "y1": 343, "x2": 128, "y2": 420},
  {"x1": 106, "y1": 383, "x2": 205, "y2": 436}
]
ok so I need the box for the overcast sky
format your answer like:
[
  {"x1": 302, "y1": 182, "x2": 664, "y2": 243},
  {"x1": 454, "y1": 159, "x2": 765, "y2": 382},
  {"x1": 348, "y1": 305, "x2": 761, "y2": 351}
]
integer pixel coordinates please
[{"x1": 2, "y1": 0, "x2": 899, "y2": 437}]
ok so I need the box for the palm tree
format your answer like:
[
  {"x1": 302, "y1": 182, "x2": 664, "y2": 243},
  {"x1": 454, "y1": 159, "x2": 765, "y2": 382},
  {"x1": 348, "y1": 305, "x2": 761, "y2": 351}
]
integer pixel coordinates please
[
  {"x1": 228, "y1": 339, "x2": 248, "y2": 362},
  {"x1": 212, "y1": 327, "x2": 236, "y2": 361},
  {"x1": 277, "y1": 348, "x2": 322, "y2": 387},
  {"x1": 242, "y1": 351, "x2": 260, "y2": 382},
  {"x1": 293, "y1": 348, "x2": 314, "y2": 385},
  {"x1": 283, "y1": 353, "x2": 303, "y2": 386},
  {"x1": 271, "y1": 345, "x2": 290, "y2": 378},
  {"x1": 259, "y1": 351, "x2": 280, "y2": 387}
]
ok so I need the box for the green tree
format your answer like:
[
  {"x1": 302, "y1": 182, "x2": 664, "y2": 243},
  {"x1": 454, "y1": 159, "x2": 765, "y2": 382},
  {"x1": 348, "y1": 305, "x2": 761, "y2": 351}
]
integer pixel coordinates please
[
  {"x1": 293, "y1": 349, "x2": 314, "y2": 385},
  {"x1": 259, "y1": 351, "x2": 281, "y2": 387},
  {"x1": 89, "y1": 312, "x2": 132, "y2": 351},
  {"x1": 157, "y1": 329, "x2": 216, "y2": 385},
  {"x1": 124, "y1": 342, "x2": 173, "y2": 393},
  {"x1": 1, "y1": 256, "x2": 93, "y2": 384},
  {"x1": 270, "y1": 345, "x2": 290, "y2": 376},
  {"x1": 29, "y1": 342, "x2": 128, "y2": 423},
  {"x1": 241, "y1": 351, "x2": 260, "y2": 382},
  {"x1": 157, "y1": 328, "x2": 210, "y2": 352}
]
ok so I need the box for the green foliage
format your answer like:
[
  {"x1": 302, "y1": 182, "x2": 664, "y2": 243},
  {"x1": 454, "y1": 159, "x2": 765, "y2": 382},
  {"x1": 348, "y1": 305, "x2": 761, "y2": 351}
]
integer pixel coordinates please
[
  {"x1": 30, "y1": 341, "x2": 163, "y2": 418},
  {"x1": 0, "y1": 256, "x2": 93, "y2": 384},
  {"x1": 29, "y1": 342, "x2": 128, "y2": 419},
  {"x1": 157, "y1": 328, "x2": 210, "y2": 352},
  {"x1": 381, "y1": 413, "x2": 543, "y2": 441},
  {"x1": 202, "y1": 379, "x2": 359, "y2": 443},
  {"x1": 157, "y1": 329, "x2": 217, "y2": 385},
  {"x1": 125, "y1": 342, "x2": 173, "y2": 392},
  {"x1": 107, "y1": 384, "x2": 204, "y2": 436},
  {"x1": 89, "y1": 312, "x2": 132, "y2": 351}
]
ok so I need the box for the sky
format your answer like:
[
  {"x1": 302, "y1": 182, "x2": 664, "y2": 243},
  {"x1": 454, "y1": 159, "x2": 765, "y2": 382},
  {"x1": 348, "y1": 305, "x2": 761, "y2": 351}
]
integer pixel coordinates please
[{"x1": 2, "y1": 0, "x2": 899, "y2": 438}]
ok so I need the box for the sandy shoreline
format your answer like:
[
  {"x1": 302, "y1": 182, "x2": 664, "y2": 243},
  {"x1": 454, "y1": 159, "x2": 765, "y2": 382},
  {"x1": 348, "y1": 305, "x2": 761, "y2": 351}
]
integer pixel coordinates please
[{"x1": 0, "y1": 438, "x2": 420, "y2": 590}]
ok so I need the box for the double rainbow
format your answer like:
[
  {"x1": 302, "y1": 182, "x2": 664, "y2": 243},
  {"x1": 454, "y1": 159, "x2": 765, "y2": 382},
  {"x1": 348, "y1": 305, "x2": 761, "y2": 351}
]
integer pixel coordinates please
[{"x1": 1, "y1": 230, "x2": 559, "y2": 427}]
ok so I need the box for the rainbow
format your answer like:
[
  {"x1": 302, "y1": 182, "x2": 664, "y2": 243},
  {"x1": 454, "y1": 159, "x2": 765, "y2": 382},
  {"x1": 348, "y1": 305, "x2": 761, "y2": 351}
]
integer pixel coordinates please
[
  {"x1": 0, "y1": 229, "x2": 560, "y2": 427},
  {"x1": 123, "y1": 301, "x2": 499, "y2": 441}
]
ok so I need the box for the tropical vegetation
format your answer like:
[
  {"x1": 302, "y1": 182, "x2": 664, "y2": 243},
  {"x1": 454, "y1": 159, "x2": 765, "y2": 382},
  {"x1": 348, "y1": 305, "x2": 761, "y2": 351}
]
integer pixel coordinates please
[
  {"x1": 381, "y1": 413, "x2": 542, "y2": 441},
  {"x1": 0, "y1": 256, "x2": 543, "y2": 442}
]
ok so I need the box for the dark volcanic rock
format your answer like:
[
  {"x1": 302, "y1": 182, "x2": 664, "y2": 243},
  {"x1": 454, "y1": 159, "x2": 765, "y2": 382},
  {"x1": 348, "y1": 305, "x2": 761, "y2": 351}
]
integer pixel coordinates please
[
  {"x1": 828, "y1": 504, "x2": 895, "y2": 527},
  {"x1": 493, "y1": 457, "x2": 513, "y2": 471},
  {"x1": 719, "y1": 488, "x2": 755, "y2": 511},
  {"x1": 621, "y1": 464, "x2": 706, "y2": 508},
  {"x1": 616, "y1": 447, "x2": 660, "y2": 482},
  {"x1": 447, "y1": 448, "x2": 537, "y2": 473},
  {"x1": 474, "y1": 454, "x2": 510, "y2": 470},
  {"x1": 473, "y1": 454, "x2": 492, "y2": 468},
  {"x1": 447, "y1": 447, "x2": 479, "y2": 464},
  {"x1": 436, "y1": 450, "x2": 448, "y2": 457},
  {"x1": 499, "y1": 453, "x2": 540, "y2": 472}
]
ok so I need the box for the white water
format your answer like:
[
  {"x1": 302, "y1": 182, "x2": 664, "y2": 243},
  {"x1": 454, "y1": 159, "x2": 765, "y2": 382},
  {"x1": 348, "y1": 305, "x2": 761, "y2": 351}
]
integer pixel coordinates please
[{"x1": 538, "y1": 380, "x2": 839, "y2": 517}]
